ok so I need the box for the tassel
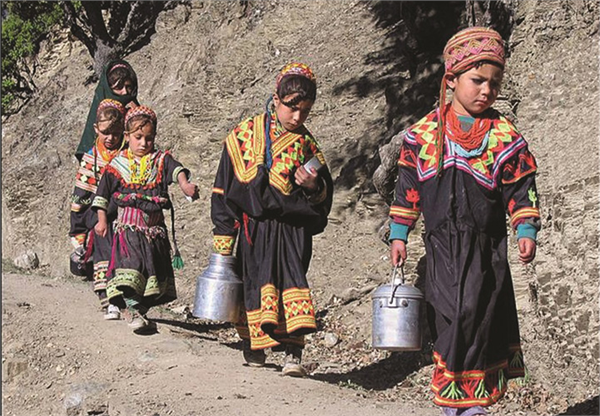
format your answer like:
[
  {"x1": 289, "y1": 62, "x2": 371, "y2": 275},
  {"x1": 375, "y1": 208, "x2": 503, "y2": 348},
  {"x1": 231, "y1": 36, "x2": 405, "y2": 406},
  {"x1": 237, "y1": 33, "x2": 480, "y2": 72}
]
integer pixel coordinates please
[
  {"x1": 106, "y1": 234, "x2": 118, "y2": 277},
  {"x1": 243, "y1": 212, "x2": 253, "y2": 246},
  {"x1": 436, "y1": 75, "x2": 449, "y2": 176},
  {"x1": 83, "y1": 231, "x2": 95, "y2": 263},
  {"x1": 172, "y1": 249, "x2": 184, "y2": 270},
  {"x1": 170, "y1": 204, "x2": 184, "y2": 270},
  {"x1": 119, "y1": 232, "x2": 129, "y2": 257}
]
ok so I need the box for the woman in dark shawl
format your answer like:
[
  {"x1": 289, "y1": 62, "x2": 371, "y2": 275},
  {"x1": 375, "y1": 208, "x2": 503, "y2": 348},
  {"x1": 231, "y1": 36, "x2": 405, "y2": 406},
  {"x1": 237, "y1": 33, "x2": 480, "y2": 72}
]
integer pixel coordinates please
[{"x1": 75, "y1": 59, "x2": 139, "y2": 160}]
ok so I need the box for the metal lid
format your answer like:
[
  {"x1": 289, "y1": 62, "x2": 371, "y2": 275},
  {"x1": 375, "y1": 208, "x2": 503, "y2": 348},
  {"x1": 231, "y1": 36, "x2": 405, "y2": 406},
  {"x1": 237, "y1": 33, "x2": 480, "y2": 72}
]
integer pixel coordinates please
[
  {"x1": 372, "y1": 282, "x2": 423, "y2": 300},
  {"x1": 371, "y1": 265, "x2": 424, "y2": 300}
]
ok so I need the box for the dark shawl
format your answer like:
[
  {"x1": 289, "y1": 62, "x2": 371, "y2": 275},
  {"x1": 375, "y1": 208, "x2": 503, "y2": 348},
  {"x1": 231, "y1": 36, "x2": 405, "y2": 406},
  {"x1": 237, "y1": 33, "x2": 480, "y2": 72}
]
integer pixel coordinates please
[{"x1": 75, "y1": 59, "x2": 139, "y2": 159}]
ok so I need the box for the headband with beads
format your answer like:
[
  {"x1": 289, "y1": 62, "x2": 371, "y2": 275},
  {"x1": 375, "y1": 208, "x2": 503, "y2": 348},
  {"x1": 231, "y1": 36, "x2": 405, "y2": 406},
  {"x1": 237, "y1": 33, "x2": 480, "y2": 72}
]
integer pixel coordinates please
[
  {"x1": 96, "y1": 99, "x2": 126, "y2": 119},
  {"x1": 125, "y1": 105, "x2": 157, "y2": 128},
  {"x1": 275, "y1": 62, "x2": 316, "y2": 89},
  {"x1": 109, "y1": 63, "x2": 130, "y2": 72}
]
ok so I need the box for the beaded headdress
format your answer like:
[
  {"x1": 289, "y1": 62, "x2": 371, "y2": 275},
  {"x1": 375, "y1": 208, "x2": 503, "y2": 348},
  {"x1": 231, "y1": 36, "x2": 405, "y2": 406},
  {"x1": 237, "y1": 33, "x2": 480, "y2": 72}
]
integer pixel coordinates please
[
  {"x1": 125, "y1": 105, "x2": 157, "y2": 128},
  {"x1": 109, "y1": 63, "x2": 130, "y2": 72},
  {"x1": 435, "y1": 27, "x2": 506, "y2": 174},
  {"x1": 96, "y1": 99, "x2": 126, "y2": 119},
  {"x1": 275, "y1": 62, "x2": 316, "y2": 89}
]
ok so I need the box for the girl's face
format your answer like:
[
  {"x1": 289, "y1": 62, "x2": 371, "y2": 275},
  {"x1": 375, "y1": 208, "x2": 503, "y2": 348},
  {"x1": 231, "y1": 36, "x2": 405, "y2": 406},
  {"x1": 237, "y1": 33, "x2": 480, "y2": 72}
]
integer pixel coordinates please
[
  {"x1": 273, "y1": 93, "x2": 313, "y2": 132},
  {"x1": 94, "y1": 119, "x2": 124, "y2": 150},
  {"x1": 126, "y1": 122, "x2": 156, "y2": 157},
  {"x1": 110, "y1": 78, "x2": 134, "y2": 96},
  {"x1": 447, "y1": 63, "x2": 503, "y2": 116}
]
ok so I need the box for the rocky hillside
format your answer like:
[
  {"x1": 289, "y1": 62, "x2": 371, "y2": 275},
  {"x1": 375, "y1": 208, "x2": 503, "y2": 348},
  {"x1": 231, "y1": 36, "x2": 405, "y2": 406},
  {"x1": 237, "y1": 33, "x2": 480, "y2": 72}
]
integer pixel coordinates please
[{"x1": 2, "y1": 1, "x2": 598, "y2": 414}]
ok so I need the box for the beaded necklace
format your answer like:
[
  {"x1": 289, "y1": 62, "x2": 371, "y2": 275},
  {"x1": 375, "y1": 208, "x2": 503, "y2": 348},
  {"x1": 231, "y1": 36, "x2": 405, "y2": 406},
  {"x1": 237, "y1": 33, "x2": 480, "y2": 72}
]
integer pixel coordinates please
[
  {"x1": 444, "y1": 105, "x2": 492, "y2": 151},
  {"x1": 127, "y1": 149, "x2": 153, "y2": 185}
]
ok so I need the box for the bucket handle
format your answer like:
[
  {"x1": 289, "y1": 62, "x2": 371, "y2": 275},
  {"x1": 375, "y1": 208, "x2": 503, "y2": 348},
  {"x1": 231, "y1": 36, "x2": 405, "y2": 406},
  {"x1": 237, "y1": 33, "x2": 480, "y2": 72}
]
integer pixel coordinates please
[{"x1": 389, "y1": 264, "x2": 405, "y2": 304}]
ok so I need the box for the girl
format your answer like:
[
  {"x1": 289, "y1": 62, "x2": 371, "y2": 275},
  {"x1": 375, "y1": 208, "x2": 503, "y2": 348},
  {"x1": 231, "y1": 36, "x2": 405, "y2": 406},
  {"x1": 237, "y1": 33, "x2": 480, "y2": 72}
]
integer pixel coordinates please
[
  {"x1": 76, "y1": 59, "x2": 139, "y2": 160},
  {"x1": 211, "y1": 63, "x2": 334, "y2": 377},
  {"x1": 69, "y1": 98, "x2": 127, "y2": 320},
  {"x1": 388, "y1": 27, "x2": 541, "y2": 416},
  {"x1": 93, "y1": 105, "x2": 199, "y2": 333}
]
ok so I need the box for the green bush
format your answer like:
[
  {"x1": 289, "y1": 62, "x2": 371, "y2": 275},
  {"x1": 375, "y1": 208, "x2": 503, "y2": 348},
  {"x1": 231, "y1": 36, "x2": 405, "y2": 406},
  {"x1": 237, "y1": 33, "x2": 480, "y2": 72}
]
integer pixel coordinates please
[{"x1": 1, "y1": 1, "x2": 64, "y2": 114}]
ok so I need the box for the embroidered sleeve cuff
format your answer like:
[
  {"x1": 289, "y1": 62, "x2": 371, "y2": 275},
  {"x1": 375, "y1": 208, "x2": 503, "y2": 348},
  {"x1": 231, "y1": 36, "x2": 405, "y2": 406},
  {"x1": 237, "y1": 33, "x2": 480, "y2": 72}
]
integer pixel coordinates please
[
  {"x1": 92, "y1": 196, "x2": 109, "y2": 210},
  {"x1": 173, "y1": 166, "x2": 191, "y2": 184},
  {"x1": 517, "y1": 223, "x2": 538, "y2": 241},
  {"x1": 389, "y1": 222, "x2": 409, "y2": 243},
  {"x1": 213, "y1": 235, "x2": 236, "y2": 255}
]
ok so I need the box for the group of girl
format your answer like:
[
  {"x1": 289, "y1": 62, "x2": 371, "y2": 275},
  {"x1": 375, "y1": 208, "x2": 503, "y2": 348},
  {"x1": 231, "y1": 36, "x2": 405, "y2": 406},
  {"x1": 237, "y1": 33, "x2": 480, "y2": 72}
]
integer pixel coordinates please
[
  {"x1": 68, "y1": 26, "x2": 541, "y2": 416},
  {"x1": 69, "y1": 59, "x2": 198, "y2": 333}
]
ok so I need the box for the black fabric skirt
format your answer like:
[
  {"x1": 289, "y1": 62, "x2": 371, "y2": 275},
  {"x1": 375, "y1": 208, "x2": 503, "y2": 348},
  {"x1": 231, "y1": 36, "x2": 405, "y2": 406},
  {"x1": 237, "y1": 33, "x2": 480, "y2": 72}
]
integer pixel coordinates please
[
  {"x1": 234, "y1": 216, "x2": 317, "y2": 350},
  {"x1": 425, "y1": 220, "x2": 525, "y2": 408},
  {"x1": 106, "y1": 225, "x2": 177, "y2": 309}
]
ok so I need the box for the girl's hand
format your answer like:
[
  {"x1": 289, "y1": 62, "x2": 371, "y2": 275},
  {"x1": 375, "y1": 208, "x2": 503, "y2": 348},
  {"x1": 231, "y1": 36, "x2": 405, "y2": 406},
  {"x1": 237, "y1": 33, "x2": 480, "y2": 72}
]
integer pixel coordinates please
[
  {"x1": 95, "y1": 221, "x2": 107, "y2": 238},
  {"x1": 181, "y1": 182, "x2": 199, "y2": 200},
  {"x1": 518, "y1": 238, "x2": 536, "y2": 264},
  {"x1": 390, "y1": 239, "x2": 407, "y2": 266},
  {"x1": 295, "y1": 165, "x2": 319, "y2": 192}
]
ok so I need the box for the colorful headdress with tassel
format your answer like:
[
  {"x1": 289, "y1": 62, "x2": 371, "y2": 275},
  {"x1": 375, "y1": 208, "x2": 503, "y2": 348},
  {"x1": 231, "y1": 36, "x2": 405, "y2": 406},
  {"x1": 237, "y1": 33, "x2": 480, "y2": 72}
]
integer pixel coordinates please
[
  {"x1": 96, "y1": 99, "x2": 126, "y2": 119},
  {"x1": 275, "y1": 62, "x2": 316, "y2": 88},
  {"x1": 435, "y1": 27, "x2": 505, "y2": 174},
  {"x1": 125, "y1": 105, "x2": 157, "y2": 129}
]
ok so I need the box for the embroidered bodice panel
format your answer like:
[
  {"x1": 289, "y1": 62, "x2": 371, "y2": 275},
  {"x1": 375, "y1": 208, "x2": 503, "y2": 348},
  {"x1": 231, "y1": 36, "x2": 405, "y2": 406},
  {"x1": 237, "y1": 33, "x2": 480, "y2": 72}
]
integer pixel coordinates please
[{"x1": 225, "y1": 113, "x2": 326, "y2": 195}]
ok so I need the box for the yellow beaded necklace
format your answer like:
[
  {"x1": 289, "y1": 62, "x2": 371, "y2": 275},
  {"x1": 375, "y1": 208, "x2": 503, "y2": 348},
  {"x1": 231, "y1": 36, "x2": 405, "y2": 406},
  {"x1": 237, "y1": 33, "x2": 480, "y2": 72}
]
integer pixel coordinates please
[{"x1": 127, "y1": 149, "x2": 153, "y2": 185}]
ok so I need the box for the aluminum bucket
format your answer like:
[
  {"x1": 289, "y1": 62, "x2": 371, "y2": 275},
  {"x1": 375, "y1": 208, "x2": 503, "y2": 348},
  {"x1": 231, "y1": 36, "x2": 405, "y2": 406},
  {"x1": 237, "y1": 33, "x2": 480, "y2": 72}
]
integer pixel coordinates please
[
  {"x1": 192, "y1": 253, "x2": 243, "y2": 323},
  {"x1": 372, "y1": 265, "x2": 423, "y2": 351}
]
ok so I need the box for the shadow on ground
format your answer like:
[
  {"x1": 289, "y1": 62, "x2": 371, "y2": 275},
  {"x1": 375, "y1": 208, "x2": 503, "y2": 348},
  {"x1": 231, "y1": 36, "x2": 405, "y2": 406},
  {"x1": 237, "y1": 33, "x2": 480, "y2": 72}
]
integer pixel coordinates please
[{"x1": 558, "y1": 396, "x2": 599, "y2": 416}]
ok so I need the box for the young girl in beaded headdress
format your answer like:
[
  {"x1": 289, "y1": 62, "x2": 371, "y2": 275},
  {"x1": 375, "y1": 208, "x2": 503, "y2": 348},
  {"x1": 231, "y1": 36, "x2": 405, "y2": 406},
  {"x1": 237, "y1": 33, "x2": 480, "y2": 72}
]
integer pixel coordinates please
[
  {"x1": 69, "y1": 99, "x2": 127, "y2": 321},
  {"x1": 388, "y1": 27, "x2": 541, "y2": 416},
  {"x1": 210, "y1": 63, "x2": 334, "y2": 376},
  {"x1": 93, "y1": 105, "x2": 199, "y2": 334}
]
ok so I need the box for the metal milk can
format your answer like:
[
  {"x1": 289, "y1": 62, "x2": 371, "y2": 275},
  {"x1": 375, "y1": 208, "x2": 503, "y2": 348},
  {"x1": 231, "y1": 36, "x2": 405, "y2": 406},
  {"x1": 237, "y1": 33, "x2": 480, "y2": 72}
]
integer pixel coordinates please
[
  {"x1": 372, "y1": 265, "x2": 424, "y2": 351},
  {"x1": 192, "y1": 253, "x2": 243, "y2": 323}
]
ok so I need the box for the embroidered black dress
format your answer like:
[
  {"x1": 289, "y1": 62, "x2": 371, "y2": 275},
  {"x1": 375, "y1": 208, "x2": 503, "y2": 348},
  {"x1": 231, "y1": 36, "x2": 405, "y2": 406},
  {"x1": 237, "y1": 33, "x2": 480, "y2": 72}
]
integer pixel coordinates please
[
  {"x1": 92, "y1": 149, "x2": 189, "y2": 311},
  {"x1": 390, "y1": 109, "x2": 541, "y2": 408},
  {"x1": 69, "y1": 144, "x2": 119, "y2": 307},
  {"x1": 211, "y1": 108, "x2": 333, "y2": 350}
]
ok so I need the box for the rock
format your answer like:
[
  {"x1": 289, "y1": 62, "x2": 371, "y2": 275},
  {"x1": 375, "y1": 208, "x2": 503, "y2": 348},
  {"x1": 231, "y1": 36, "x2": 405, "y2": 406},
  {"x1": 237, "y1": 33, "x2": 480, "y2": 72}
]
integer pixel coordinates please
[
  {"x1": 13, "y1": 250, "x2": 39, "y2": 270},
  {"x1": 63, "y1": 382, "x2": 108, "y2": 416},
  {"x1": 324, "y1": 332, "x2": 339, "y2": 348},
  {"x1": 339, "y1": 284, "x2": 378, "y2": 305},
  {"x1": 2, "y1": 356, "x2": 28, "y2": 382}
]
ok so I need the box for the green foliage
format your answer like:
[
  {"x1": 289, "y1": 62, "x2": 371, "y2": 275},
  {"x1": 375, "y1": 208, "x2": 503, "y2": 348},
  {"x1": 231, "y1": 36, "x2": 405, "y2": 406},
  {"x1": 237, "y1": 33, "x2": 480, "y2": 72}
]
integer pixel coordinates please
[{"x1": 1, "y1": 1, "x2": 64, "y2": 114}]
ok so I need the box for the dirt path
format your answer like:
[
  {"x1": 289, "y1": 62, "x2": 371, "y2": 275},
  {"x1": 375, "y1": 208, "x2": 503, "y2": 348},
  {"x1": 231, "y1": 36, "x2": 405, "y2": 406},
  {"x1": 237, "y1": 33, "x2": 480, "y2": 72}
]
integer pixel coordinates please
[{"x1": 2, "y1": 273, "x2": 436, "y2": 416}]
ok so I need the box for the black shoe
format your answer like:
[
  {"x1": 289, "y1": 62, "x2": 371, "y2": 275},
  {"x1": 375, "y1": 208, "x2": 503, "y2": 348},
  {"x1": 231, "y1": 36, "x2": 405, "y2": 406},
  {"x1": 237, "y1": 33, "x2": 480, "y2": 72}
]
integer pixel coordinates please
[{"x1": 242, "y1": 339, "x2": 266, "y2": 367}]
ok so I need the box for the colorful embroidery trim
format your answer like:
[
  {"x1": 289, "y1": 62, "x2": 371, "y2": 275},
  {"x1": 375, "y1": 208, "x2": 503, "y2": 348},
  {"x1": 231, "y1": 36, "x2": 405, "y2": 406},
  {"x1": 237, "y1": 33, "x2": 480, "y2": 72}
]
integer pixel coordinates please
[
  {"x1": 213, "y1": 235, "x2": 235, "y2": 255},
  {"x1": 403, "y1": 111, "x2": 527, "y2": 190},
  {"x1": 431, "y1": 344, "x2": 525, "y2": 407},
  {"x1": 105, "y1": 150, "x2": 168, "y2": 190},
  {"x1": 510, "y1": 207, "x2": 540, "y2": 228},
  {"x1": 241, "y1": 284, "x2": 316, "y2": 350},
  {"x1": 226, "y1": 113, "x2": 325, "y2": 195}
]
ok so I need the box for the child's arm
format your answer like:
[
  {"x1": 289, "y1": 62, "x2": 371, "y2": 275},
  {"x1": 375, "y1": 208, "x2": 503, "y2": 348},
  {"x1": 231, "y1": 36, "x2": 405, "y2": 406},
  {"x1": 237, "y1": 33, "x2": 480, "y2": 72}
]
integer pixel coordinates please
[
  {"x1": 177, "y1": 170, "x2": 199, "y2": 200},
  {"x1": 69, "y1": 163, "x2": 95, "y2": 249},
  {"x1": 95, "y1": 209, "x2": 108, "y2": 237},
  {"x1": 164, "y1": 153, "x2": 199, "y2": 200},
  {"x1": 389, "y1": 140, "x2": 421, "y2": 266},
  {"x1": 501, "y1": 146, "x2": 541, "y2": 264},
  {"x1": 91, "y1": 166, "x2": 118, "y2": 237}
]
